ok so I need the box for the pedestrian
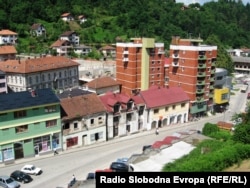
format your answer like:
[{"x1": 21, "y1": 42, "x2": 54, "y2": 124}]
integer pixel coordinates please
[
  {"x1": 53, "y1": 148, "x2": 58, "y2": 155},
  {"x1": 155, "y1": 128, "x2": 159, "y2": 135},
  {"x1": 72, "y1": 174, "x2": 76, "y2": 182}
]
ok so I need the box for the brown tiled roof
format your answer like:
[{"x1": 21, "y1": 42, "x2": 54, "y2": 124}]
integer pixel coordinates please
[
  {"x1": 0, "y1": 29, "x2": 18, "y2": 35},
  {"x1": 30, "y1": 23, "x2": 42, "y2": 30},
  {"x1": 99, "y1": 92, "x2": 131, "y2": 112},
  {"x1": 0, "y1": 56, "x2": 79, "y2": 73},
  {"x1": 61, "y1": 13, "x2": 71, "y2": 17},
  {"x1": 0, "y1": 45, "x2": 17, "y2": 54},
  {"x1": 139, "y1": 86, "x2": 190, "y2": 108},
  {"x1": 50, "y1": 39, "x2": 71, "y2": 47},
  {"x1": 60, "y1": 93, "x2": 106, "y2": 120},
  {"x1": 99, "y1": 45, "x2": 115, "y2": 50},
  {"x1": 84, "y1": 76, "x2": 120, "y2": 89},
  {"x1": 61, "y1": 31, "x2": 75, "y2": 36}
]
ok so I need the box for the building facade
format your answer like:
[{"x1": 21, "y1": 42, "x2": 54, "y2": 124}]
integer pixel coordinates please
[
  {"x1": 0, "y1": 88, "x2": 61, "y2": 163},
  {"x1": 60, "y1": 93, "x2": 107, "y2": 150},
  {"x1": 116, "y1": 38, "x2": 165, "y2": 96},
  {"x1": 168, "y1": 36, "x2": 217, "y2": 119},
  {"x1": 0, "y1": 56, "x2": 80, "y2": 92},
  {"x1": 0, "y1": 70, "x2": 7, "y2": 94},
  {"x1": 0, "y1": 29, "x2": 18, "y2": 45}
]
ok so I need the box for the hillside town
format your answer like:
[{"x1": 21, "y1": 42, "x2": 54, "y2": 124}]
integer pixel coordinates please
[{"x1": 1, "y1": 26, "x2": 250, "y2": 165}]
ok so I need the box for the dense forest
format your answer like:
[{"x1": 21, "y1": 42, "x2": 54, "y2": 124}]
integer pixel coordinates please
[{"x1": 1, "y1": 0, "x2": 250, "y2": 72}]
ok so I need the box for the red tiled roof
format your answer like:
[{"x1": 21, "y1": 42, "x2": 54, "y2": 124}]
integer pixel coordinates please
[
  {"x1": 84, "y1": 76, "x2": 121, "y2": 89},
  {"x1": 99, "y1": 45, "x2": 115, "y2": 50},
  {"x1": 139, "y1": 86, "x2": 190, "y2": 108},
  {"x1": 0, "y1": 56, "x2": 79, "y2": 73},
  {"x1": 60, "y1": 93, "x2": 106, "y2": 120},
  {"x1": 50, "y1": 39, "x2": 71, "y2": 47},
  {"x1": 0, "y1": 45, "x2": 17, "y2": 54},
  {"x1": 99, "y1": 92, "x2": 131, "y2": 113},
  {"x1": 131, "y1": 95, "x2": 145, "y2": 105},
  {"x1": 0, "y1": 29, "x2": 18, "y2": 35},
  {"x1": 61, "y1": 13, "x2": 71, "y2": 17},
  {"x1": 30, "y1": 23, "x2": 42, "y2": 30}
]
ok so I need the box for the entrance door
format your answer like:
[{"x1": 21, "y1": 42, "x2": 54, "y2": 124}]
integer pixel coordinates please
[{"x1": 14, "y1": 143, "x2": 24, "y2": 159}]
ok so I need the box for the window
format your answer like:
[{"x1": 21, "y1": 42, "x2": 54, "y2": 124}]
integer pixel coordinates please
[
  {"x1": 165, "y1": 107, "x2": 168, "y2": 111},
  {"x1": 42, "y1": 74, "x2": 45, "y2": 81},
  {"x1": 181, "y1": 103, "x2": 185, "y2": 108},
  {"x1": 172, "y1": 105, "x2": 176, "y2": 110},
  {"x1": 74, "y1": 122, "x2": 78, "y2": 129},
  {"x1": 29, "y1": 77, "x2": 32, "y2": 84},
  {"x1": 46, "y1": 119, "x2": 57, "y2": 128},
  {"x1": 154, "y1": 109, "x2": 159, "y2": 114},
  {"x1": 66, "y1": 137, "x2": 78, "y2": 147},
  {"x1": 15, "y1": 125, "x2": 28, "y2": 133},
  {"x1": 45, "y1": 105, "x2": 56, "y2": 112},
  {"x1": 14, "y1": 110, "x2": 26, "y2": 118},
  {"x1": 36, "y1": 75, "x2": 39, "y2": 83},
  {"x1": 90, "y1": 118, "x2": 94, "y2": 125}
]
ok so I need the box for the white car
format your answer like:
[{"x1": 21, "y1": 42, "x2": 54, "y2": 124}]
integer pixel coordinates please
[{"x1": 21, "y1": 164, "x2": 42, "y2": 175}]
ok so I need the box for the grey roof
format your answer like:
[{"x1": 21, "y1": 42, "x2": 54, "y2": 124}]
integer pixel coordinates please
[
  {"x1": 0, "y1": 88, "x2": 60, "y2": 111},
  {"x1": 56, "y1": 88, "x2": 92, "y2": 99},
  {"x1": 231, "y1": 56, "x2": 250, "y2": 63}
]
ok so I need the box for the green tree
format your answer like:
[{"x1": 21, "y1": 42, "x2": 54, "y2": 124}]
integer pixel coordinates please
[{"x1": 232, "y1": 123, "x2": 250, "y2": 144}]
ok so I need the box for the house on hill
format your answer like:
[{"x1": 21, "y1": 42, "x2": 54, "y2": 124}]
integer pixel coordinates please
[
  {"x1": 61, "y1": 12, "x2": 74, "y2": 22},
  {"x1": 0, "y1": 29, "x2": 18, "y2": 45},
  {"x1": 50, "y1": 39, "x2": 72, "y2": 56},
  {"x1": 78, "y1": 15, "x2": 87, "y2": 24},
  {"x1": 30, "y1": 23, "x2": 46, "y2": 37},
  {"x1": 0, "y1": 45, "x2": 17, "y2": 61},
  {"x1": 60, "y1": 31, "x2": 79, "y2": 46}
]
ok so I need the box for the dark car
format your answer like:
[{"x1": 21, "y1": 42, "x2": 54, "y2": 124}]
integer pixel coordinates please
[
  {"x1": 10, "y1": 170, "x2": 33, "y2": 184},
  {"x1": 86, "y1": 172, "x2": 95, "y2": 180},
  {"x1": 142, "y1": 145, "x2": 152, "y2": 152},
  {"x1": 110, "y1": 162, "x2": 133, "y2": 172}
]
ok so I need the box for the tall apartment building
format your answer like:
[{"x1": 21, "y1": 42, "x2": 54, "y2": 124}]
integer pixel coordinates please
[
  {"x1": 167, "y1": 36, "x2": 217, "y2": 119},
  {"x1": 116, "y1": 38, "x2": 165, "y2": 95}
]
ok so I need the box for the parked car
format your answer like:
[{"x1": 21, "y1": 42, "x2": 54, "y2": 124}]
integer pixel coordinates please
[
  {"x1": 21, "y1": 164, "x2": 42, "y2": 175},
  {"x1": 0, "y1": 175, "x2": 20, "y2": 188},
  {"x1": 109, "y1": 162, "x2": 134, "y2": 172},
  {"x1": 142, "y1": 145, "x2": 152, "y2": 152},
  {"x1": 10, "y1": 170, "x2": 33, "y2": 184},
  {"x1": 86, "y1": 172, "x2": 95, "y2": 180}
]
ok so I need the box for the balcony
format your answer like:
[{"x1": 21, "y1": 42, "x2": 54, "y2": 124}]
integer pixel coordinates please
[
  {"x1": 210, "y1": 77, "x2": 215, "y2": 82},
  {"x1": 172, "y1": 54, "x2": 179, "y2": 58},
  {"x1": 210, "y1": 85, "x2": 214, "y2": 89},
  {"x1": 197, "y1": 72, "x2": 206, "y2": 77},
  {"x1": 196, "y1": 96, "x2": 204, "y2": 102},
  {"x1": 196, "y1": 89, "x2": 204, "y2": 94},
  {"x1": 211, "y1": 69, "x2": 216, "y2": 74},
  {"x1": 197, "y1": 80, "x2": 205, "y2": 85},
  {"x1": 123, "y1": 50, "x2": 129, "y2": 55},
  {"x1": 158, "y1": 49, "x2": 165, "y2": 54},
  {"x1": 198, "y1": 63, "x2": 206, "y2": 68},
  {"x1": 198, "y1": 55, "x2": 207, "y2": 60},
  {"x1": 172, "y1": 62, "x2": 179, "y2": 67},
  {"x1": 122, "y1": 58, "x2": 129, "y2": 62}
]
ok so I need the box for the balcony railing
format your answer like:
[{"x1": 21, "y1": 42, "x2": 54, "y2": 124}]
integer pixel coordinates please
[
  {"x1": 172, "y1": 62, "x2": 179, "y2": 67},
  {"x1": 198, "y1": 55, "x2": 207, "y2": 60},
  {"x1": 172, "y1": 54, "x2": 179, "y2": 58},
  {"x1": 197, "y1": 80, "x2": 205, "y2": 85},
  {"x1": 122, "y1": 58, "x2": 129, "y2": 62},
  {"x1": 196, "y1": 89, "x2": 204, "y2": 94},
  {"x1": 198, "y1": 63, "x2": 206, "y2": 68},
  {"x1": 197, "y1": 72, "x2": 206, "y2": 77}
]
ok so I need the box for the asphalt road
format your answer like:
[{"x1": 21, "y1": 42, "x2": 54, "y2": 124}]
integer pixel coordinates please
[{"x1": 0, "y1": 82, "x2": 248, "y2": 188}]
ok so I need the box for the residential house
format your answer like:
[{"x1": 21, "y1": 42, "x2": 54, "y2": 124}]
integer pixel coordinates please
[
  {"x1": 116, "y1": 38, "x2": 165, "y2": 95},
  {"x1": 30, "y1": 23, "x2": 46, "y2": 37},
  {"x1": 60, "y1": 31, "x2": 79, "y2": 46},
  {"x1": 0, "y1": 70, "x2": 7, "y2": 94},
  {"x1": 0, "y1": 29, "x2": 18, "y2": 45},
  {"x1": 0, "y1": 45, "x2": 17, "y2": 61},
  {"x1": 50, "y1": 39, "x2": 72, "y2": 56},
  {"x1": 0, "y1": 88, "x2": 61, "y2": 163},
  {"x1": 99, "y1": 92, "x2": 140, "y2": 140},
  {"x1": 83, "y1": 76, "x2": 121, "y2": 95},
  {"x1": 213, "y1": 68, "x2": 231, "y2": 113},
  {"x1": 78, "y1": 15, "x2": 87, "y2": 24},
  {"x1": 99, "y1": 45, "x2": 116, "y2": 59},
  {"x1": 61, "y1": 13, "x2": 74, "y2": 22},
  {"x1": 168, "y1": 36, "x2": 217, "y2": 118},
  {"x1": 60, "y1": 93, "x2": 107, "y2": 150},
  {"x1": 139, "y1": 86, "x2": 190, "y2": 130},
  {"x1": 73, "y1": 44, "x2": 92, "y2": 56},
  {"x1": 230, "y1": 56, "x2": 250, "y2": 74},
  {"x1": 0, "y1": 56, "x2": 80, "y2": 92}
]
